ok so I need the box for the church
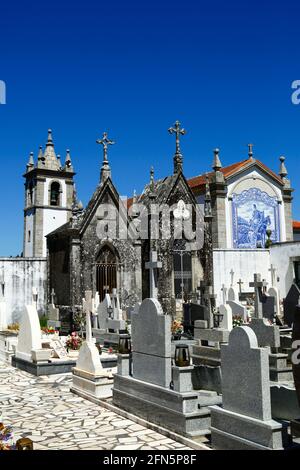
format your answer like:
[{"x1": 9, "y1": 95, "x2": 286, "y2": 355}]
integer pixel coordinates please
[{"x1": 0, "y1": 123, "x2": 299, "y2": 323}]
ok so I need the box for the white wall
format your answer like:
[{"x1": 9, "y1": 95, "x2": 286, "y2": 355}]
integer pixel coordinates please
[
  {"x1": 213, "y1": 248, "x2": 271, "y2": 305},
  {"x1": 270, "y1": 241, "x2": 300, "y2": 299},
  {"x1": 0, "y1": 258, "x2": 47, "y2": 325}
]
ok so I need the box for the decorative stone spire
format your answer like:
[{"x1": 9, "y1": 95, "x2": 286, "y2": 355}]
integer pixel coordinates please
[
  {"x1": 149, "y1": 166, "x2": 156, "y2": 199},
  {"x1": 37, "y1": 146, "x2": 45, "y2": 168},
  {"x1": 279, "y1": 156, "x2": 288, "y2": 179},
  {"x1": 248, "y1": 143, "x2": 254, "y2": 160},
  {"x1": 96, "y1": 132, "x2": 114, "y2": 183},
  {"x1": 43, "y1": 129, "x2": 60, "y2": 170},
  {"x1": 57, "y1": 154, "x2": 62, "y2": 170},
  {"x1": 212, "y1": 148, "x2": 222, "y2": 171},
  {"x1": 26, "y1": 152, "x2": 34, "y2": 172},
  {"x1": 64, "y1": 149, "x2": 73, "y2": 172},
  {"x1": 168, "y1": 120, "x2": 186, "y2": 174},
  {"x1": 204, "y1": 174, "x2": 213, "y2": 221}
]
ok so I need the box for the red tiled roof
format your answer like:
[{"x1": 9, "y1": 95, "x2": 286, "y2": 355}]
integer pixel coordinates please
[
  {"x1": 127, "y1": 157, "x2": 283, "y2": 207},
  {"x1": 187, "y1": 158, "x2": 283, "y2": 192},
  {"x1": 293, "y1": 221, "x2": 300, "y2": 230}
]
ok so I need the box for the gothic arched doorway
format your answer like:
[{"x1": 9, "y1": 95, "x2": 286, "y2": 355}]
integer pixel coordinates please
[{"x1": 96, "y1": 246, "x2": 118, "y2": 301}]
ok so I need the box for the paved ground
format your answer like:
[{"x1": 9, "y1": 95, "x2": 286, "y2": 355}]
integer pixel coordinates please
[{"x1": 0, "y1": 362, "x2": 192, "y2": 450}]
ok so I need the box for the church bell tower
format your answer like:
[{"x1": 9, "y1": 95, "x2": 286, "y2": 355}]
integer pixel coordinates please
[{"x1": 23, "y1": 129, "x2": 75, "y2": 257}]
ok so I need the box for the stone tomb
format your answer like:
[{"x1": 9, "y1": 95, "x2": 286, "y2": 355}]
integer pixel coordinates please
[
  {"x1": 93, "y1": 290, "x2": 128, "y2": 347},
  {"x1": 192, "y1": 304, "x2": 232, "y2": 394},
  {"x1": 71, "y1": 291, "x2": 113, "y2": 400},
  {"x1": 113, "y1": 298, "x2": 221, "y2": 437},
  {"x1": 15, "y1": 304, "x2": 52, "y2": 363},
  {"x1": 210, "y1": 326, "x2": 284, "y2": 450},
  {"x1": 248, "y1": 273, "x2": 293, "y2": 383}
]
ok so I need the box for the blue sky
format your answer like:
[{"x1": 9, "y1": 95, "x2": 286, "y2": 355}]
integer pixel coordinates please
[{"x1": 0, "y1": 0, "x2": 300, "y2": 255}]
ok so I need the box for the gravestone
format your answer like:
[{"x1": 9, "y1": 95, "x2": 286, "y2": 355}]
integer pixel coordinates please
[
  {"x1": 183, "y1": 302, "x2": 206, "y2": 336},
  {"x1": 92, "y1": 292, "x2": 100, "y2": 328},
  {"x1": 210, "y1": 326, "x2": 284, "y2": 450},
  {"x1": 97, "y1": 293, "x2": 112, "y2": 330},
  {"x1": 219, "y1": 304, "x2": 233, "y2": 331},
  {"x1": 107, "y1": 288, "x2": 126, "y2": 332},
  {"x1": 131, "y1": 298, "x2": 171, "y2": 387},
  {"x1": 47, "y1": 288, "x2": 60, "y2": 330},
  {"x1": 284, "y1": 283, "x2": 300, "y2": 327},
  {"x1": 113, "y1": 297, "x2": 220, "y2": 437},
  {"x1": 226, "y1": 300, "x2": 247, "y2": 321},
  {"x1": 248, "y1": 273, "x2": 280, "y2": 349},
  {"x1": 227, "y1": 287, "x2": 236, "y2": 302},
  {"x1": 268, "y1": 287, "x2": 280, "y2": 318},
  {"x1": 16, "y1": 304, "x2": 51, "y2": 363},
  {"x1": 262, "y1": 293, "x2": 276, "y2": 323},
  {"x1": 71, "y1": 292, "x2": 113, "y2": 399}
]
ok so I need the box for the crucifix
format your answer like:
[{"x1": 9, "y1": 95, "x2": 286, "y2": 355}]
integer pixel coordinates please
[
  {"x1": 269, "y1": 264, "x2": 276, "y2": 287},
  {"x1": 221, "y1": 284, "x2": 227, "y2": 304},
  {"x1": 229, "y1": 269, "x2": 234, "y2": 287},
  {"x1": 96, "y1": 132, "x2": 115, "y2": 163},
  {"x1": 237, "y1": 279, "x2": 244, "y2": 295},
  {"x1": 145, "y1": 251, "x2": 162, "y2": 299},
  {"x1": 83, "y1": 290, "x2": 94, "y2": 342},
  {"x1": 249, "y1": 273, "x2": 268, "y2": 319},
  {"x1": 168, "y1": 120, "x2": 186, "y2": 155}
]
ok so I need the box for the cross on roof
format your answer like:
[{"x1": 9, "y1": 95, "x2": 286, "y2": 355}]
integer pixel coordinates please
[
  {"x1": 96, "y1": 132, "x2": 115, "y2": 163},
  {"x1": 168, "y1": 120, "x2": 186, "y2": 156}
]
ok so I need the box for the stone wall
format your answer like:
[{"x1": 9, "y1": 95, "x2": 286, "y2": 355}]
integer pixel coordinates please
[{"x1": 0, "y1": 258, "x2": 47, "y2": 325}]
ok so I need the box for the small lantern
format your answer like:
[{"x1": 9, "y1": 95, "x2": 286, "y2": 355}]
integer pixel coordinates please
[
  {"x1": 213, "y1": 309, "x2": 224, "y2": 328},
  {"x1": 175, "y1": 344, "x2": 190, "y2": 367},
  {"x1": 108, "y1": 305, "x2": 113, "y2": 319},
  {"x1": 16, "y1": 437, "x2": 34, "y2": 451},
  {"x1": 118, "y1": 335, "x2": 131, "y2": 354}
]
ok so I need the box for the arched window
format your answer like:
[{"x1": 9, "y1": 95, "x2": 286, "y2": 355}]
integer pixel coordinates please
[{"x1": 50, "y1": 182, "x2": 61, "y2": 206}]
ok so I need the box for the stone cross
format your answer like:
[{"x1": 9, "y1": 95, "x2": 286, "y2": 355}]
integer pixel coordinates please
[
  {"x1": 269, "y1": 264, "x2": 276, "y2": 287},
  {"x1": 230, "y1": 269, "x2": 234, "y2": 287},
  {"x1": 168, "y1": 120, "x2": 186, "y2": 155},
  {"x1": 83, "y1": 290, "x2": 94, "y2": 342},
  {"x1": 221, "y1": 284, "x2": 227, "y2": 304},
  {"x1": 145, "y1": 251, "x2": 162, "y2": 299},
  {"x1": 237, "y1": 279, "x2": 244, "y2": 294},
  {"x1": 96, "y1": 132, "x2": 115, "y2": 163},
  {"x1": 249, "y1": 274, "x2": 268, "y2": 319},
  {"x1": 50, "y1": 288, "x2": 56, "y2": 305}
]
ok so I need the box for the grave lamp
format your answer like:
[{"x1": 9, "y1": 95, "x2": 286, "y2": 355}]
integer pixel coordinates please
[
  {"x1": 107, "y1": 305, "x2": 113, "y2": 319},
  {"x1": 118, "y1": 335, "x2": 131, "y2": 354},
  {"x1": 213, "y1": 309, "x2": 224, "y2": 328},
  {"x1": 175, "y1": 344, "x2": 190, "y2": 367},
  {"x1": 16, "y1": 437, "x2": 34, "y2": 451}
]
